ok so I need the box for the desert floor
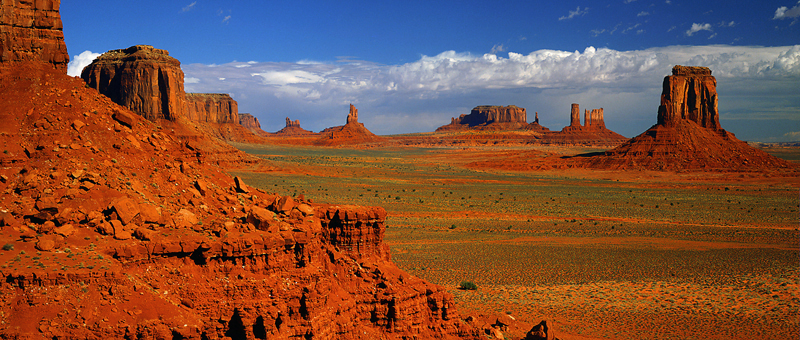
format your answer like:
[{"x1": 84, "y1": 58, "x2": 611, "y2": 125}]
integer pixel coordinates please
[{"x1": 231, "y1": 142, "x2": 799, "y2": 340}]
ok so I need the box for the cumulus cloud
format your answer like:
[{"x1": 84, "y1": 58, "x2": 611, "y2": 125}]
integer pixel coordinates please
[
  {"x1": 559, "y1": 6, "x2": 588, "y2": 21},
  {"x1": 183, "y1": 45, "x2": 800, "y2": 138},
  {"x1": 685, "y1": 23, "x2": 712, "y2": 36},
  {"x1": 182, "y1": 1, "x2": 196, "y2": 12},
  {"x1": 773, "y1": 1, "x2": 800, "y2": 20},
  {"x1": 490, "y1": 44, "x2": 506, "y2": 54},
  {"x1": 66, "y1": 50, "x2": 101, "y2": 77}
]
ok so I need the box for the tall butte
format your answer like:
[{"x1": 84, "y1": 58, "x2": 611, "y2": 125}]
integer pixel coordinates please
[
  {"x1": 585, "y1": 65, "x2": 796, "y2": 171},
  {"x1": 0, "y1": 0, "x2": 68, "y2": 70}
]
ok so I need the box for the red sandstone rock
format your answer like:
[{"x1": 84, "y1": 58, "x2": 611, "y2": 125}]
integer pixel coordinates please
[
  {"x1": 238, "y1": 113, "x2": 262, "y2": 131},
  {"x1": 185, "y1": 93, "x2": 239, "y2": 124},
  {"x1": 437, "y1": 105, "x2": 528, "y2": 131},
  {"x1": 570, "y1": 103, "x2": 581, "y2": 127},
  {"x1": 274, "y1": 116, "x2": 316, "y2": 136},
  {"x1": 81, "y1": 45, "x2": 187, "y2": 121},
  {"x1": 583, "y1": 65, "x2": 796, "y2": 171},
  {"x1": 658, "y1": 65, "x2": 720, "y2": 130},
  {"x1": 0, "y1": 0, "x2": 68, "y2": 70},
  {"x1": 551, "y1": 103, "x2": 627, "y2": 145},
  {"x1": 315, "y1": 104, "x2": 381, "y2": 146}
]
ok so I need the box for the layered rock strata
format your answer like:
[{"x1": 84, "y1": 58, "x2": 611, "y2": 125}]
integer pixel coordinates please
[
  {"x1": 0, "y1": 0, "x2": 68, "y2": 70},
  {"x1": 437, "y1": 105, "x2": 528, "y2": 131},
  {"x1": 81, "y1": 45, "x2": 186, "y2": 121},
  {"x1": 658, "y1": 65, "x2": 719, "y2": 130},
  {"x1": 185, "y1": 93, "x2": 239, "y2": 124},
  {"x1": 238, "y1": 113, "x2": 261, "y2": 130}
]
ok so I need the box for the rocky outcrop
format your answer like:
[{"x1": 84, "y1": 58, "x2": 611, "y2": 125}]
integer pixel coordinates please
[
  {"x1": 239, "y1": 113, "x2": 261, "y2": 130},
  {"x1": 584, "y1": 108, "x2": 605, "y2": 129},
  {"x1": 552, "y1": 103, "x2": 627, "y2": 145},
  {"x1": 658, "y1": 65, "x2": 720, "y2": 130},
  {"x1": 0, "y1": 58, "x2": 474, "y2": 340},
  {"x1": 275, "y1": 117, "x2": 316, "y2": 136},
  {"x1": 583, "y1": 65, "x2": 796, "y2": 171},
  {"x1": 437, "y1": 105, "x2": 528, "y2": 131},
  {"x1": 81, "y1": 45, "x2": 186, "y2": 121},
  {"x1": 315, "y1": 104, "x2": 380, "y2": 146},
  {"x1": 525, "y1": 112, "x2": 551, "y2": 132},
  {"x1": 185, "y1": 93, "x2": 239, "y2": 124},
  {"x1": 0, "y1": 0, "x2": 68, "y2": 70}
]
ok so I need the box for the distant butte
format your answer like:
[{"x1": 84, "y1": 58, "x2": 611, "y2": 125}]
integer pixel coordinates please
[
  {"x1": 274, "y1": 117, "x2": 316, "y2": 136},
  {"x1": 315, "y1": 104, "x2": 380, "y2": 146},
  {"x1": 547, "y1": 103, "x2": 627, "y2": 145},
  {"x1": 583, "y1": 65, "x2": 796, "y2": 171},
  {"x1": 437, "y1": 105, "x2": 531, "y2": 131}
]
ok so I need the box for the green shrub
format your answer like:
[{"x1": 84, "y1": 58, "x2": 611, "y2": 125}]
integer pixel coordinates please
[
  {"x1": 2, "y1": 243, "x2": 13, "y2": 251},
  {"x1": 459, "y1": 281, "x2": 478, "y2": 290}
]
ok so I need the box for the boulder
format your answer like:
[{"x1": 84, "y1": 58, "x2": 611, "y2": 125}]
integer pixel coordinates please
[{"x1": 524, "y1": 320, "x2": 548, "y2": 340}]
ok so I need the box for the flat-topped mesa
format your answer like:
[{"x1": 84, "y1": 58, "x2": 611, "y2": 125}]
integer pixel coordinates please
[
  {"x1": 584, "y1": 108, "x2": 606, "y2": 129},
  {"x1": 0, "y1": 0, "x2": 68, "y2": 70},
  {"x1": 437, "y1": 105, "x2": 528, "y2": 131},
  {"x1": 347, "y1": 103, "x2": 358, "y2": 124},
  {"x1": 238, "y1": 113, "x2": 261, "y2": 130},
  {"x1": 185, "y1": 93, "x2": 239, "y2": 124},
  {"x1": 657, "y1": 65, "x2": 720, "y2": 130},
  {"x1": 81, "y1": 45, "x2": 186, "y2": 121}
]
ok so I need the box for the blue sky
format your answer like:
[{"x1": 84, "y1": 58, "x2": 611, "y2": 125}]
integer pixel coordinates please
[{"x1": 62, "y1": 1, "x2": 800, "y2": 141}]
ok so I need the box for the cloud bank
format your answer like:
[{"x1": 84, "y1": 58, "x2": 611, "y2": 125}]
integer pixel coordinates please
[{"x1": 178, "y1": 45, "x2": 799, "y2": 141}]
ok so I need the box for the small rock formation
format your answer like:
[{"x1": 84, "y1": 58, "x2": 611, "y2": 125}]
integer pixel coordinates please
[
  {"x1": 658, "y1": 65, "x2": 719, "y2": 130},
  {"x1": 524, "y1": 320, "x2": 549, "y2": 340},
  {"x1": 525, "y1": 111, "x2": 552, "y2": 132},
  {"x1": 185, "y1": 93, "x2": 239, "y2": 124},
  {"x1": 569, "y1": 103, "x2": 581, "y2": 127},
  {"x1": 585, "y1": 65, "x2": 796, "y2": 171},
  {"x1": 584, "y1": 108, "x2": 605, "y2": 129},
  {"x1": 437, "y1": 105, "x2": 528, "y2": 131},
  {"x1": 346, "y1": 103, "x2": 358, "y2": 124},
  {"x1": 275, "y1": 117, "x2": 316, "y2": 136},
  {"x1": 316, "y1": 104, "x2": 380, "y2": 145},
  {"x1": 81, "y1": 45, "x2": 186, "y2": 121},
  {"x1": 238, "y1": 113, "x2": 262, "y2": 130},
  {"x1": 0, "y1": 0, "x2": 68, "y2": 70},
  {"x1": 553, "y1": 103, "x2": 626, "y2": 145}
]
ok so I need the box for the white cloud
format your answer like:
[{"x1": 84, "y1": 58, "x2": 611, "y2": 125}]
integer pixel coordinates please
[
  {"x1": 66, "y1": 50, "x2": 101, "y2": 77},
  {"x1": 637, "y1": 11, "x2": 650, "y2": 17},
  {"x1": 559, "y1": 6, "x2": 588, "y2": 21},
  {"x1": 490, "y1": 44, "x2": 506, "y2": 54},
  {"x1": 183, "y1": 45, "x2": 800, "y2": 139},
  {"x1": 773, "y1": 1, "x2": 800, "y2": 20},
  {"x1": 782, "y1": 131, "x2": 800, "y2": 141},
  {"x1": 685, "y1": 23, "x2": 712, "y2": 36},
  {"x1": 185, "y1": 77, "x2": 200, "y2": 84},
  {"x1": 222, "y1": 15, "x2": 231, "y2": 24},
  {"x1": 182, "y1": 1, "x2": 196, "y2": 12}
]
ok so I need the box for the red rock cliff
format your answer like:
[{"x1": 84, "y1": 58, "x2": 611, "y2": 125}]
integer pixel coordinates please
[
  {"x1": 185, "y1": 93, "x2": 239, "y2": 124},
  {"x1": 437, "y1": 105, "x2": 528, "y2": 131},
  {"x1": 0, "y1": 0, "x2": 68, "y2": 70},
  {"x1": 657, "y1": 65, "x2": 720, "y2": 130},
  {"x1": 239, "y1": 113, "x2": 261, "y2": 130},
  {"x1": 80, "y1": 45, "x2": 187, "y2": 121}
]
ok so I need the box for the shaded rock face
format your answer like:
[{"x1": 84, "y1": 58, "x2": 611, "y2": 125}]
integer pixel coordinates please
[
  {"x1": 81, "y1": 45, "x2": 186, "y2": 121},
  {"x1": 238, "y1": 113, "x2": 261, "y2": 130},
  {"x1": 0, "y1": 0, "x2": 68, "y2": 70},
  {"x1": 584, "y1": 108, "x2": 605, "y2": 129},
  {"x1": 347, "y1": 103, "x2": 358, "y2": 123},
  {"x1": 185, "y1": 93, "x2": 239, "y2": 124},
  {"x1": 569, "y1": 103, "x2": 580, "y2": 127},
  {"x1": 658, "y1": 65, "x2": 719, "y2": 130}
]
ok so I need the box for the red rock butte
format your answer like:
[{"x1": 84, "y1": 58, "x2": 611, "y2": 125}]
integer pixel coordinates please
[
  {"x1": 548, "y1": 103, "x2": 627, "y2": 145},
  {"x1": 584, "y1": 65, "x2": 796, "y2": 171},
  {"x1": 185, "y1": 93, "x2": 239, "y2": 124},
  {"x1": 315, "y1": 104, "x2": 380, "y2": 146},
  {"x1": 437, "y1": 105, "x2": 529, "y2": 131},
  {"x1": 274, "y1": 117, "x2": 316, "y2": 136},
  {"x1": 0, "y1": 0, "x2": 68, "y2": 70}
]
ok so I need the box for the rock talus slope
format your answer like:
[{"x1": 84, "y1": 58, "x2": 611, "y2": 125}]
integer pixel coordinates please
[{"x1": 0, "y1": 60, "x2": 475, "y2": 340}]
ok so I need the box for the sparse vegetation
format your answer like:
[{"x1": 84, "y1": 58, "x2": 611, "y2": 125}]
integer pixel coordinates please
[{"x1": 459, "y1": 281, "x2": 478, "y2": 290}]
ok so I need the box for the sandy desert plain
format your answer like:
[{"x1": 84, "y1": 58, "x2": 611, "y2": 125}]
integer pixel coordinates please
[{"x1": 229, "y1": 141, "x2": 800, "y2": 340}]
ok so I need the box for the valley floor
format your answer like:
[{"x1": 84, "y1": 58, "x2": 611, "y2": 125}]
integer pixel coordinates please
[{"x1": 231, "y1": 142, "x2": 800, "y2": 340}]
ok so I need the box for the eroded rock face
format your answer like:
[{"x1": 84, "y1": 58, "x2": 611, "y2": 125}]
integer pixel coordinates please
[
  {"x1": 347, "y1": 103, "x2": 358, "y2": 124},
  {"x1": 239, "y1": 113, "x2": 261, "y2": 130},
  {"x1": 657, "y1": 65, "x2": 719, "y2": 130},
  {"x1": 316, "y1": 104, "x2": 380, "y2": 145},
  {"x1": 185, "y1": 93, "x2": 239, "y2": 124},
  {"x1": 584, "y1": 108, "x2": 605, "y2": 129},
  {"x1": 81, "y1": 45, "x2": 187, "y2": 121},
  {"x1": 275, "y1": 117, "x2": 315, "y2": 136},
  {"x1": 0, "y1": 0, "x2": 68, "y2": 70},
  {"x1": 437, "y1": 105, "x2": 528, "y2": 131},
  {"x1": 570, "y1": 103, "x2": 581, "y2": 127}
]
